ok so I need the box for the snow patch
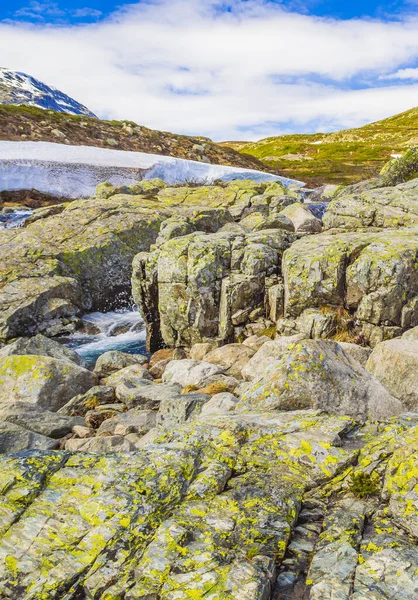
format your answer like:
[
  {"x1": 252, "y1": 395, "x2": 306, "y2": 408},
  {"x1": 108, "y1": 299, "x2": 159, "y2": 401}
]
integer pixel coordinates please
[{"x1": 0, "y1": 141, "x2": 304, "y2": 198}]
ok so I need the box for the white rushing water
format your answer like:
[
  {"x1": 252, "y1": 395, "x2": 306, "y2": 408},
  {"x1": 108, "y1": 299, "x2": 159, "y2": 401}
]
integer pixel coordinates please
[
  {"x1": 0, "y1": 141, "x2": 304, "y2": 198},
  {"x1": 0, "y1": 208, "x2": 32, "y2": 230},
  {"x1": 64, "y1": 309, "x2": 147, "y2": 367}
]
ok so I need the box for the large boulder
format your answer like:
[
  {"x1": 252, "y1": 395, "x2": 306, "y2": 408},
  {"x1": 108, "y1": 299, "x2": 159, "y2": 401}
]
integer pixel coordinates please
[
  {"x1": 115, "y1": 382, "x2": 182, "y2": 410},
  {"x1": 133, "y1": 228, "x2": 294, "y2": 350},
  {"x1": 0, "y1": 355, "x2": 97, "y2": 411},
  {"x1": 0, "y1": 334, "x2": 82, "y2": 365},
  {"x1": 282, "y1": 228, "x2": 418, "y2": 345},
  {"x1": 238, "y1": 339, "x2": 402, "y2": 421},
  {"x1": 366, "y1": 338, "x2": 418, "y2": 410},
  {"x1": 0, "y1": 196, "x2": 169, "y2": 341}
]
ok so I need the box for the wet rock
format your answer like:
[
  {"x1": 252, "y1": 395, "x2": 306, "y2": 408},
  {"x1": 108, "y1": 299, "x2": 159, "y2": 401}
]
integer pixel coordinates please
[
  {"x1": 366, "y1": 338, "x2": 418, "y2": 410},
  {"x1": 0, "y1": 333, "x2": 82, "y2": 365},
  {"x1": 0, "y1": 196, "x2": 167, "y2": 341},
  {"x1": 58, "y1": 385, "x2": 115, "y2": 416},
  {"x1": 238, "y1": 339, "x2": 402, "y2": 421},
  {"x1": 0, "y1": 355, "x2": 97, "y2": 411},
  {"x1": 0, "y1": 421, "x2": 57, "y2": 453},
  {"x1": 94, "y1": 351, "x2": 148, "y2": 379}
]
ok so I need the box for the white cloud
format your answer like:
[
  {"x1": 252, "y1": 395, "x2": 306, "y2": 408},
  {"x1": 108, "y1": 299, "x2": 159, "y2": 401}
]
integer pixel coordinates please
[
  {"x1": 1, "y1": 0, "x2": 418, "y2": 139},
  {"x1": 381, "y1": 67, "x2": 418, "y2": 80}
]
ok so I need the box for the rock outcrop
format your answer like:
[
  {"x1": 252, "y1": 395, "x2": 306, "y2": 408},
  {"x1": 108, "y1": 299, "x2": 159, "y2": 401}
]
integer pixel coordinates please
[
  {"x1": 281, "y1": 227, "x2": 418, "y2": 345},
  {"x1": 0, "y1": 411, "x2": 416, "y2": 599}
]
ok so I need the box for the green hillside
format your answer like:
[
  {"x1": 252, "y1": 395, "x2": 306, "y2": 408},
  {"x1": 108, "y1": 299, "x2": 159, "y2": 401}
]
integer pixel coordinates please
[{"x1": 222, "y1": 107, "x2": 418, "y2": 186}]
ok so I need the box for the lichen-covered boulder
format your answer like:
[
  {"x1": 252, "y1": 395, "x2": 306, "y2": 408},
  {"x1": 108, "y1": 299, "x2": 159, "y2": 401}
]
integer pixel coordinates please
[
  {"x1": 323, "y1": 178, "x2": 418, "y2": 230},
  {"x1": 366, "y1": 338, "x2": 418, "y2": 410},
  {"x1": 156, "y1": 392, "x2": 211, "y2": 427},
  {"x1": 200, "y1": 392, "x2": 239, "y2": 416},
  {"x1": 0, "y1": 196, "x2": 168, "y2": 341},
  {"x1": 238, "y1": 339, "x2": 402, "y2": 421},
  {"x1": 115, "y1": 381, "x2": 182, "y2": 410},
  {"x1": 96, "y1": 408, "x2": 157, "y2": 437},
  {"x1": 0, "y1": 334, "x2": 82, "y2": 365},
  {"x1": 133, "y1": 228, "x2": 294, "y2": 350},
  {"x1": 58, "y1": 385, "x2": 115, "y2": 416},
  {"x1": 282, "y1": 228, "x2": 418, "y2": 344},
  {"x1": 0, "y1": 355, "x2": 97, "y2": 411}
]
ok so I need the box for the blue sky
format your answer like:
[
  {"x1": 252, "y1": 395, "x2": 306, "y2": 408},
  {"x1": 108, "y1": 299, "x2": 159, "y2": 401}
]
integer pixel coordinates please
[
  {"x1": 1, "y1": 0, "x2": 418, "y2": 139},
  {"x1": 2, "y1": 0, "x2": 417, "y2": 23}
]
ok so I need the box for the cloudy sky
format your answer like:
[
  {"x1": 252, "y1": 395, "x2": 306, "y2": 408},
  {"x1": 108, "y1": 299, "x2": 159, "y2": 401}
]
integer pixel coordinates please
[{"x1": 1, "y1": 0, "x2": 418, "y2": 140}]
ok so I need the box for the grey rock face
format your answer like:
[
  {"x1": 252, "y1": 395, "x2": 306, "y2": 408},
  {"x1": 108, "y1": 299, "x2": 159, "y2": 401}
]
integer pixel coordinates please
[{"x1": 323, "y1": 180, "x2": 418, "y2": 230}]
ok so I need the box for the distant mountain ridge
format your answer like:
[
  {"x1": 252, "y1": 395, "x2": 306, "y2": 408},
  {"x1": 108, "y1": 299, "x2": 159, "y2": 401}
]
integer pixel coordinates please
[
  {"x1": 0, "y1": 67, "x2": 96, "y2": 117},
  {"x1": 222, "y1": 107, "x2": 418, "y2": 186}
]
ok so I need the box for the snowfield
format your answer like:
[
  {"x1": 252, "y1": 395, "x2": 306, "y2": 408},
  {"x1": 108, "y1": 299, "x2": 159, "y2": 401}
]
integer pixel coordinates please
[{"x1": 0, "y1": 141, "x2": 304, "y2": 198}]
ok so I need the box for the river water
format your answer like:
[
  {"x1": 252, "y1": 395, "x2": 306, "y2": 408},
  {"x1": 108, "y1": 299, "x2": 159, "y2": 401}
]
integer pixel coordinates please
[
  {"x1": 0, "y1": 209, "x2": 32, "y2": 230},
  {"x1": 64, "y1": 309, "x2": 147, "y2": 367}
]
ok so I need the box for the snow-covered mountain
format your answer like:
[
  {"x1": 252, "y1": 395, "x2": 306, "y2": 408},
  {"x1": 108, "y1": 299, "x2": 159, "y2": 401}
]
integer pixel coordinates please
[
  {"x1": 0, "y1": 141, "x2": 303, "y2": 198},
  {"x1": 0, "y1": 68, "x2": 96, "y2": 117}
]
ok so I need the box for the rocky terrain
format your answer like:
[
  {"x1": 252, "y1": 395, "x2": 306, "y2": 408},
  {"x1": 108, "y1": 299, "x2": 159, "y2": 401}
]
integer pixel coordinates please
[
  {"x1": 0, "y1": 104, "x2": 268, "y2": 173},
  {"x1": 222, "y1": 106, "x2": 418, "y2": 186},
  {"x1": 0, "y1": 150, "x2": 417, "y2": 599}
]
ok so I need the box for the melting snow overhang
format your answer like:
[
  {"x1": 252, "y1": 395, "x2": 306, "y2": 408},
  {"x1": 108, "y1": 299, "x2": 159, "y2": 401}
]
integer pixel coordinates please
[{"x1": 0, "y1": 141, "x2": 304, "y2": 199}]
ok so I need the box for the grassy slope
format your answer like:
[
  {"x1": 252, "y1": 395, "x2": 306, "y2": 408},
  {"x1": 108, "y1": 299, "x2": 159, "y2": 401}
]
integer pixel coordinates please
[
  {"x1": 0, "y1": 104, "x2": 269, "y2": 172},
  {"x1": 222, "y1": 107, "x2": 418, "y2": 186}
]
